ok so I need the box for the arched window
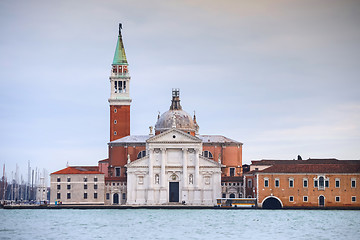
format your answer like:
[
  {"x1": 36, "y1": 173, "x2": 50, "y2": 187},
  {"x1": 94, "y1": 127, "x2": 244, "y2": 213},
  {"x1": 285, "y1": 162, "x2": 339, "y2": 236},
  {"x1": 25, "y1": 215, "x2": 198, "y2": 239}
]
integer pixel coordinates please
[
  {"x1": 248, "y1": 179, "x2": 252, "y2": 188},
  {"x1": 229, "y1": 193, "x2": 235, "y2": 198},
  {"x1": 137, "y1": 150, "x2": 146, "y2": 159},
  {"x1": 319, "y1": 176, "x2": 324, "y2": 188},
  {"x1": 202, "y1": 150, "x2": 213, "y2": 159}
]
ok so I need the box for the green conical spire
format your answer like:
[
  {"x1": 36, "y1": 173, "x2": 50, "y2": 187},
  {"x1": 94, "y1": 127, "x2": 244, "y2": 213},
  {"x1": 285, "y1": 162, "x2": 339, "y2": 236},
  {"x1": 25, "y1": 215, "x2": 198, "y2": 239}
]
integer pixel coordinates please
[{"x1": 112, "y1": 24, "x2": 128, "y2": 65}]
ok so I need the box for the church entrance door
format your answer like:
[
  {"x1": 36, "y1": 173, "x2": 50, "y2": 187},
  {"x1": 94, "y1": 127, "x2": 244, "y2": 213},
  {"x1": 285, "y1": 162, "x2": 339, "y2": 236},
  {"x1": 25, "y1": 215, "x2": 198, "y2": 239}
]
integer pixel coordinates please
[
  {"x1": 113, "y1": 193, "x2": 119, "y2": 204},
  {"x1": 169, "y1": 182, "x2": 179, "y2": 202}
]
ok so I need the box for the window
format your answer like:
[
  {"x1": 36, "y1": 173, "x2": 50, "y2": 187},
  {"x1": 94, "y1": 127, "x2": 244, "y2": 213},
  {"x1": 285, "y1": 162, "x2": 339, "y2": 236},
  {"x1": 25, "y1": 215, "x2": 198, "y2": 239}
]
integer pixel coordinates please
[
  {"x1": 67, "y1": 177, "x2": 71, "y2": 182},
  {"x1": 289, "y1": 196, "x2": 294, "y2": 202},
  {"x1": 137, "y1": 150, "x2": 146, "y2": 159},
  {"x1": 275, "y1": 179, "x2": 280, "y2": 188},
  {"x1": 67, "y1": 193, "x2": 71, "y2": 199},
  {"x1": 202, "y1": 151, "x2": 213, "y2": 159},
  {"x1": 84, "y1": 177, "x2": 87, "y2": 182},
  {"x1": 314, "y1": 176, "x2": 328, "y2": 190},
  {"x1": 94, "y1": 184, "x2": 98, "y2": 190},
  {"x1": 325, "y1": 180, "x2": 329, "y2": 188},
  {"x1": 115, "y1": 167, "x2": 121, "y2": 177},
  {"x1": 57, "y1": 185, "x2": 61, "y2": 190},
  {"x1": 114, "y1": 80, "x2": 127, "y2": 93},
  {"x1": 229, "y1": 168, "x2": 235, "y2": 177},
  {"x1": 67, "y1": 184, "x2": 71, "y2": 190},
  {"x1": 94, "y1": 193, "x2": 98, "y2": 199},
  {"x1": 114, "y1": 108, "x2": 117, "y2": 113},
  {"x1": 94, "y1": 177, "x2": 98, "y2": 182},
  {"x1": 335, "y1": 179, "x2": 340, "y2": 188},
  {"x1": 84, "y1": 184, "x2": 87, "y2": 190},
  {"x1": 57, "y1": 177, "x2": 61, "y2": 182},
  {"x1": 222, "y1": 193, "x2": 226, "y2": 198},
  {"x1": 114, "y1": 131, "x2": 117, "y2": 135},
  {"x1": 248, "y1": 179, "x2": 252, "y2": 188},
  {"x1": 188, "y1": 174, "x2": 193, "y2": 185},
  {"x1": 106, "y1": 193, "x2": 110, "y2": 200},
  {"x1": 352, "y1": 196, "x2": 356, "y2": 202},
  {"x1": 57, "y1": 193, "x2": 61, "y2": 199},
  {"x1": 122, "y1": 193, "x2": 126, "y2": 200},
  {"x1": 84, "y1": 193, "x2": 88, "y2": 199},
  {"x1": 303, "y1": 178, "x2": 308, "y2": 188},
  {"x1": 351, "y1": 179, "x2": 356, "y2": 188},
  {"x1": 289, "y1": 178, "x2": 294, "y2": 188},
  {"x1": 264, "y1": 178, "x2": 269, "y2": 187},
  {"x1": 319, "y1": 176, "x2": 325, "y2": 189},
  {"x1": 335, "y1": 196, "x2": 340, "y2": 202},
  {"x1": 114, "y1": 120, "x2": 117, "y2": 124},
  {"x1": 303, "y1": 196, "x2": 308, "y2": 202},
  {"x1": 229, "y1": 193, "x2": 235, "y2": 198},
  {"x1": 239, "y1": 193, "x2": 243, "y2": 198}
]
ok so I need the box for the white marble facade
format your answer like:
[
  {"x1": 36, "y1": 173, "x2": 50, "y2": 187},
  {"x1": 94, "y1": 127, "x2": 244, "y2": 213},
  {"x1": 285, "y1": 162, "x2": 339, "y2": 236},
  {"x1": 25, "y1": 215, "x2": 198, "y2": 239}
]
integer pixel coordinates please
[{"x1": 126, "y1": 128, "x2": 221, "y2": 205}]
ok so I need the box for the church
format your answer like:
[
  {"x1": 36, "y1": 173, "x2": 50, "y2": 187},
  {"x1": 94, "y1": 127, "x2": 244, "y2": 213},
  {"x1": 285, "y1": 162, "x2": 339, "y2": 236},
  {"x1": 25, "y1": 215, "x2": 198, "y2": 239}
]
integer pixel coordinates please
[{"x1": 50, "y1": 25, "x2": 243, "y2": 206}]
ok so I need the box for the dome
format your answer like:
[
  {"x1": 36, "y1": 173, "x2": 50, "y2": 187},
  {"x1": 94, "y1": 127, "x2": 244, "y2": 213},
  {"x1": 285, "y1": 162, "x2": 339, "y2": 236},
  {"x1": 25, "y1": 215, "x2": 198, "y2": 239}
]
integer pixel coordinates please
[
  {"x1": 155, "y1": 109, "x2": 195, "y2": 133},
  {"x1": 154, "y1": 89, "x2": 199, "y2": 134}
]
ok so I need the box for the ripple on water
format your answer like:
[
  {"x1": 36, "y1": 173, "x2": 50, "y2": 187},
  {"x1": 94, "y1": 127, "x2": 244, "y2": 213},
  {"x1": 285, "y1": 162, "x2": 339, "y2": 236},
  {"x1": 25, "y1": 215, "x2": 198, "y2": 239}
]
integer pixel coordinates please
[{"x1": 0, "y1": 209, "x2": 360, "y2": 240}]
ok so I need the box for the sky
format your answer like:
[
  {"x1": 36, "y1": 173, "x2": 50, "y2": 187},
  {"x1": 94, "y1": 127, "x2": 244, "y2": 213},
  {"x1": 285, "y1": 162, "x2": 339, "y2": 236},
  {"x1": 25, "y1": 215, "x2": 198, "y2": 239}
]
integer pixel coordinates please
[{"x1": 1, "y1": 0, "x2": 360, "y2": 180}]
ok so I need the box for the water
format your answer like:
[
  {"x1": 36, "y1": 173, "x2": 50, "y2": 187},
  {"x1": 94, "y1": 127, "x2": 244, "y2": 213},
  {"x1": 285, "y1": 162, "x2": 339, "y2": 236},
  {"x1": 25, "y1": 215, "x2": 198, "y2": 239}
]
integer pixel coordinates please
[{"x1": 0, "y1": 209, "x2": 359, "y2": 240}]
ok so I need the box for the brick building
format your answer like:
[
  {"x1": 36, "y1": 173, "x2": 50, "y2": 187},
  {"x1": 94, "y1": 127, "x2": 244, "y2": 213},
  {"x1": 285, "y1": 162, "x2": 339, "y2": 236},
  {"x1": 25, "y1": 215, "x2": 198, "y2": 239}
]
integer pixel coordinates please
[{"x1": 244, "y1": 159, "x2": 360, "y2": 209}]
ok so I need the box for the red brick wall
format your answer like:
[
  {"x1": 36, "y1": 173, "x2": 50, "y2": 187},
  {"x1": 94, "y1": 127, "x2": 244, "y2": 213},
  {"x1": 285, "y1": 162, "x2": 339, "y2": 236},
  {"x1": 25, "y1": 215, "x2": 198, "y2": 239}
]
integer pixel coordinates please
[
  {"x1": 108, "y1": 145, "x2": 146, "y2": 177},
  {"x1": 257, "y1": 173, "x2": 360, "y2": 208},
  {"x1": 203, "y1": 144, "x2": 243, "y2": 177},
  {"x1": 110, "y1": 105, "x2": 130, "y2": 141},
  {"x1": 98, "y1": 161, "x2": 109, "y2": 177}
]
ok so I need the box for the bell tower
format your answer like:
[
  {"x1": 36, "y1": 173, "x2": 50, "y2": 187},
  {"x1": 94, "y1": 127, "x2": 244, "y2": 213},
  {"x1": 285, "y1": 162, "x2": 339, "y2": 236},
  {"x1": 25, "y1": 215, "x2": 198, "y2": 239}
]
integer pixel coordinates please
[{"x1": 109, "y1": 23, "x2": 131, "y2": 141}]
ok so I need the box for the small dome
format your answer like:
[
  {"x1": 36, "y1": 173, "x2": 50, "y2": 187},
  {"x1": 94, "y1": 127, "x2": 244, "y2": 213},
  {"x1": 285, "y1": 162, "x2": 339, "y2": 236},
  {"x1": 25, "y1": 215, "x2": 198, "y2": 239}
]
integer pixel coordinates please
[{"x1": 155, "y1": 110, "x2": 195, "y2": 133}]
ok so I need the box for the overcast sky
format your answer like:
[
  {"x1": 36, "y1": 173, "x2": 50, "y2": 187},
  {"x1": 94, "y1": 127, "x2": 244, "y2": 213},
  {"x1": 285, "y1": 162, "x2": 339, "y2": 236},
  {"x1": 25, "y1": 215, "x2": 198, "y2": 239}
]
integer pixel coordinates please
[{"x1": 1, "y1": 0, "x2": 360, "y2": 179}]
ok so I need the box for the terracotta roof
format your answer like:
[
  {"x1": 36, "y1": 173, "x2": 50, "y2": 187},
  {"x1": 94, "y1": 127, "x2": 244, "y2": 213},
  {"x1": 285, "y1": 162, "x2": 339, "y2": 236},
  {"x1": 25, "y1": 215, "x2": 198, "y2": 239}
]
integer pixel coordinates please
[
  {"x1": 51, "y1": 166, "x2": 103, "y2": 175},
  {"x1": 258, "y1": 163, "x2": 360, "y2": 174},
  {"x1": 251, "y1": 159, "x2": 360, "y2": 165}
]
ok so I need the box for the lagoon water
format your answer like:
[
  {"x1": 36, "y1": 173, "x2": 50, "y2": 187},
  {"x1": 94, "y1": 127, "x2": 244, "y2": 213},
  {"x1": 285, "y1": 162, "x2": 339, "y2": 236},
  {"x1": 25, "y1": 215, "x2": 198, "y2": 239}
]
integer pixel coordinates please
[{"x1": 1, "y1": 209, "x2": 359, "y2": 240}]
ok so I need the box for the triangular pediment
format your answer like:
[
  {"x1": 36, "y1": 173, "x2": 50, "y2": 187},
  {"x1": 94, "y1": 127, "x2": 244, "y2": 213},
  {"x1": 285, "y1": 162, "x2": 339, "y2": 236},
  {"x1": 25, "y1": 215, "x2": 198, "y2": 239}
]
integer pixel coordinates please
[
  {"x1": 147, "y1": 128, "x2": 202, "y2": 143},
  {"x1": 199, "y1": 155, "x2": 222, "y2": 167},
  {"x1": 126, "y1": 156, "x2": 149, "y2": 168}
]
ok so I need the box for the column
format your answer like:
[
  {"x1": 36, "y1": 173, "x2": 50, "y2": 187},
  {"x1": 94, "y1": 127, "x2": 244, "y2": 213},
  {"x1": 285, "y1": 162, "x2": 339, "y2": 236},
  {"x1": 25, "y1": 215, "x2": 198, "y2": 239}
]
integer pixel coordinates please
[
  {"x1": 195, "y1": 149, "x2": 200, "y2": 188},
  {"x1": 194, "y1": 149, "x2": 201, "y2": 204},
  {"x1": 147, "y1": 148, "x2": 154, "y2": 204},
  {"x1": 159, "y1": 148, "x2": 167, "y2": 203},
  {"x1": 182, "y1": 148, "x2": 188, "y2": 203}
]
